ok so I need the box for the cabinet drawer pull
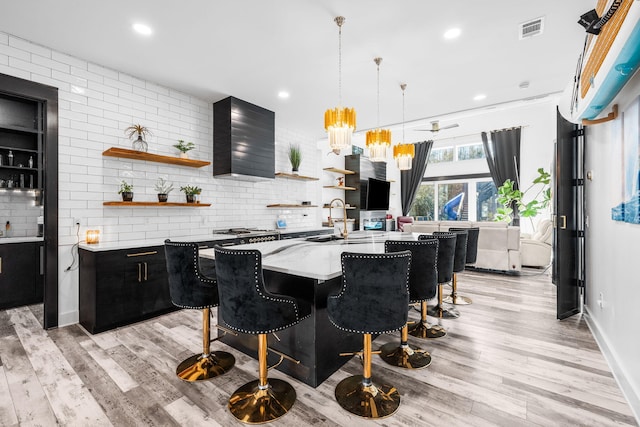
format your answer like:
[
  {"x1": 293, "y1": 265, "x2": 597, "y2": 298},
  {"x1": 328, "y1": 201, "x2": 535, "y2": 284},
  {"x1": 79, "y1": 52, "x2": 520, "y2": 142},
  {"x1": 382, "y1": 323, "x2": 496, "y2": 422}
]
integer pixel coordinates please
[
  {"x1": 0, "y1": 257, "x2": 2, "y2": 274},
  {"x1": 137, "y1": 263, "x2": 142, "y2": 282},
  {"x1": 144, "y1": 262, "x2": 148, "y2": 281},
  {"x1": 40, "y1": 246, "x2": 44, "y2": 275},
  {"x1": 126, "y1": 251, "x2": 158, "y2": 257}
]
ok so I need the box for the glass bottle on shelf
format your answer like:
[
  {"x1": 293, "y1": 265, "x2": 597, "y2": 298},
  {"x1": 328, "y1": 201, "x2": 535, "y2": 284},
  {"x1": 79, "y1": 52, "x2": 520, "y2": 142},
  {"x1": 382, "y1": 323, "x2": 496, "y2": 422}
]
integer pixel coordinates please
[
  {"x1": 28, "y1": 156, "x2": 33, "y2": 168},
  {"x1": 7, "y1": 150, "x2": 13, "y2": 166}
]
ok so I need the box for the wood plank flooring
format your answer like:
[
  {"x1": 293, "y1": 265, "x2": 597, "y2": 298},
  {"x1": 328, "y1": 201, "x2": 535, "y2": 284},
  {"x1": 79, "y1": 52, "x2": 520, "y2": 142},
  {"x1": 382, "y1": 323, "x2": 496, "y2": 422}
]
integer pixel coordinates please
[{"x1": 0, "y1": 270, "x2": 637, "y2": 426}]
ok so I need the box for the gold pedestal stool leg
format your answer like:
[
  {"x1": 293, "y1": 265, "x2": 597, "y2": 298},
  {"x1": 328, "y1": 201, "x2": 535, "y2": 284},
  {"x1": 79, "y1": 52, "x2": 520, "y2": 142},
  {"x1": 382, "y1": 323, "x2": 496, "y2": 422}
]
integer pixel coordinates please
[
  {"x1": 228, "y1": 333, "x2": 296, "y2": 424},
  {"x1": 427, "y1": 284, "x2": 460, "y2": 319},
  {"x1": 408, "y1": 302, "x2": 447, "y2": 339},
  {"x1": 335, "y1": 334, "x2": 401, "y2": 419},
  {"x1": 176, "y1": 308, "x2": 235, "y2": 381},
  {"x1": 443, "y1": 273, "x2": 473, "y2": 305},
  {"x1": 380, "y1": 324, "x2": 432, "y2": 369}
]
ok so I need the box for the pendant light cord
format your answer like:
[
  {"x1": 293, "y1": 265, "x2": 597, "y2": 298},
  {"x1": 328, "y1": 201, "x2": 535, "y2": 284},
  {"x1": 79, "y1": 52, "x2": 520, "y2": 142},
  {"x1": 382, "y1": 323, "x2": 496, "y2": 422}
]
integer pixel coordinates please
[
  {"x1": 402, "y1": 85, "x2": 406, "y2": 143},
  {"x1": 376, "y1": 62, "x2": 380, "y2": 127},
  {"x1": 338, "y1": 24, "x2": 342, "y2": 107}
]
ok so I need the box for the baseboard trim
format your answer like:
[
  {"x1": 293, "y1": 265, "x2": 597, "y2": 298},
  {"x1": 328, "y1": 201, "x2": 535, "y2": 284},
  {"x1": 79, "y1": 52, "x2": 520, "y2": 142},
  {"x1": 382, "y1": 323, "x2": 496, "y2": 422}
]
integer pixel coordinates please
[{"x1": 584, "y1": 307, "x2": 640, "y2": 423}]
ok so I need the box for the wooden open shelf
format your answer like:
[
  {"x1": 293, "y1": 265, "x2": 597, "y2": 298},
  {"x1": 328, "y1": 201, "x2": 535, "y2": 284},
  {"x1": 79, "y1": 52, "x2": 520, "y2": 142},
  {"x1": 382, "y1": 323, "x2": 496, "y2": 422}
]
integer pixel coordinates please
[
  {"x1": 102, "y1": 147, "x2": 211, "y2": 168},
  {"x1": 323, "y1": 167, "x2": 355, "y2": 175},
  {"x1": 275, "y1": 172, "x2": 319, "y2": 181},
  {"x1": 323, "y1": 204, "x2": 356, "y2": 209},
  {"x1": 323, "y1": 185, "x2": 356, "y2": 191},
  {"x1": 266, "y1": 204, "x2": 318, "y2": 208},
  {"x1": 103, "y1": 201, "x2": 211, "y2": 207}
]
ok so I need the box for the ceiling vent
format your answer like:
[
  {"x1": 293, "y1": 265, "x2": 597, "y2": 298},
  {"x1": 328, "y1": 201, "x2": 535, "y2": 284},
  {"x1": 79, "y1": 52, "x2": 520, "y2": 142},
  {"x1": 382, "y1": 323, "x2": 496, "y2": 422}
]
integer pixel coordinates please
[{"x1": 519, "y1": 17, "x2": 545, "y2": 39}]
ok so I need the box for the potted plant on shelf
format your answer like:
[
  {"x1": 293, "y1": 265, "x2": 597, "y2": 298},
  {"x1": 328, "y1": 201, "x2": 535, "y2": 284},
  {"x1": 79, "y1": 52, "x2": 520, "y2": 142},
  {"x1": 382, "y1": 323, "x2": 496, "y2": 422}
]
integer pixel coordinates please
[
  {"x1": 173, "y1": 140, "x2": 195, "y2": 159},
  {"x1": 124, "y1": 124, "x2": 152, "y2": 152},
  {"x1": 288, "y1": 144, "x2": 302, "y2": 174},
  {"x1": 180, "y1": 185, "x2": 202, "y2": 203},
  {"x1": 154, "y1": 177, "x2": 174, "y2": 202},
  {"x1": 118, "y1": 180, "x2": 134, "y2": 202}
]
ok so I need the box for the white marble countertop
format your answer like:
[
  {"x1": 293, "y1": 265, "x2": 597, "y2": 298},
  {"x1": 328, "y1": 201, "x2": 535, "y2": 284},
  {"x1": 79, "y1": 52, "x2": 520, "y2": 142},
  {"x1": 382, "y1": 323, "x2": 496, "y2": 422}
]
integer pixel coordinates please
[
  {"x1": 0, "y1": 236, "x2": 44, "y2": 244},
  {"x1": 200, "y1": 230, "x2": 416, "y2": 281},
  {"x1": 78, "y1": 235, "x2": 237, "y2": 252}
]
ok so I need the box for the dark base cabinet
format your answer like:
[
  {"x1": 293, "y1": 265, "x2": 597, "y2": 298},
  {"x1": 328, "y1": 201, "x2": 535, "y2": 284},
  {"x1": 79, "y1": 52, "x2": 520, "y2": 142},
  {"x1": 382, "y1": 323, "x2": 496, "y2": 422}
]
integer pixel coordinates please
[
  {"x1": 79, "y1": 246, "x2": 177, "y2": 334},
  {"x1": 0, "y1": 241, "x2": 44, "y2": 310}
]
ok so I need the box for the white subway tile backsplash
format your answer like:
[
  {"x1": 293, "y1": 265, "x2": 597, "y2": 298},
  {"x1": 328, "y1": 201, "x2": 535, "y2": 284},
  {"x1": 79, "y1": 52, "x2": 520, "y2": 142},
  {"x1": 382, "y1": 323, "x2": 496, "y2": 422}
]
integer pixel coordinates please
[
  {"x1": 51, "y1": 51, "x2": 87, "y2": 69},
  {"x1": 0, "y1": 64, "x2": 30, "y2": 79}
]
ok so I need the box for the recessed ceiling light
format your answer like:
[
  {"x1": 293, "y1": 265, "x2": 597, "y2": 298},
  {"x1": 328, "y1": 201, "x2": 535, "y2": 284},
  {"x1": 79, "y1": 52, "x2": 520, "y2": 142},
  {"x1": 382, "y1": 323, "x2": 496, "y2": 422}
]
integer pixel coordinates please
[
  {"x1": 473, "y1": 94, "x2": 487, "y2": 101},
  {"x1": 278, "y1": 91, "x2": 290, "y2": 99},
  {"x1": 443, "y1": 28, "x2": 461, "y2": 39},
  {"x1": 133, "y1": 23, "x2": 153, "y2": 36}
]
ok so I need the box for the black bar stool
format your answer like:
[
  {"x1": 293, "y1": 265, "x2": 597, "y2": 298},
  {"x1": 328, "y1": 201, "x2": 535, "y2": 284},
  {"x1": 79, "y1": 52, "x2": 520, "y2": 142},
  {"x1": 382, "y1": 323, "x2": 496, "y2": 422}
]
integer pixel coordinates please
[
  {"x1": 445, "y1": 227, "x2": 478, "y2": 305},
  {"x1": 328, "y1": 251, "x2": 412, "y2": 419},
  {"x1": 422, "y1": 233, "x2": 460, "y2": 319},
  {"x1": 382, "y1": 239, "x2": 440, "y2": 369},
  {"x1": 164, "y1": 240, "x2": 235, "y2": 381},
  {"x1": 214, "y1": 246, "x2": 311, "y2": 424}
]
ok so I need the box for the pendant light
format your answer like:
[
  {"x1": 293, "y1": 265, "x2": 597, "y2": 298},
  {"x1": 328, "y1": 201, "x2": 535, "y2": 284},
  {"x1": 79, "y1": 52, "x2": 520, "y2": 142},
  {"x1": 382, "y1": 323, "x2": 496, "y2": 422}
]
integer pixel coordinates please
[
  {"x1": 393, "y1": 83, "x2": 415, "y2": 170},
  {"x1": 365, "y1": 57, "x2": 391, "y2": 162},
  {"x1": 324, "y1": 16, "x2": 356, "y2": 152}
]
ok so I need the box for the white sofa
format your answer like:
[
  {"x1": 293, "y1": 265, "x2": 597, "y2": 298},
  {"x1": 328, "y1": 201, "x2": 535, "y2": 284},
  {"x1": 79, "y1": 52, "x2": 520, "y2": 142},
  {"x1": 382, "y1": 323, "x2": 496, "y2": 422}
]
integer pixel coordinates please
[
  {"x1": 520, "y1": 219, "x2": 552, "y2": 267},
  {"x1": 402, "y1": 220, "x2": 521, "y2": 272}
]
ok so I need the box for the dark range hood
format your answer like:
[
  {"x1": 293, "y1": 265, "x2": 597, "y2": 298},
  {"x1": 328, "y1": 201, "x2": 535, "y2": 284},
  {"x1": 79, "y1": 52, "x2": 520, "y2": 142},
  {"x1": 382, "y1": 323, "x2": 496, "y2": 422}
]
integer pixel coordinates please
[{"x1": 213, "y1": 96, "x2": 275, "y2": 181}]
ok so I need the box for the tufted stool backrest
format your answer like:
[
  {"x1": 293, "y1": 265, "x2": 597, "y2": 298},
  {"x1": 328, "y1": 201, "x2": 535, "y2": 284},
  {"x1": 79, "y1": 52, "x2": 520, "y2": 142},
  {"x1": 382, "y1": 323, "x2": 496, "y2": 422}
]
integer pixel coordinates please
[
  {"x1": 420, "y1": 233, "x2": 456, "y2": 283},
  {"x1": 164, "y1": 240, "x2": 218, "y2": 309},
  {"x1": 385, "y1": 239, "x2": 438, "y2": 302}
]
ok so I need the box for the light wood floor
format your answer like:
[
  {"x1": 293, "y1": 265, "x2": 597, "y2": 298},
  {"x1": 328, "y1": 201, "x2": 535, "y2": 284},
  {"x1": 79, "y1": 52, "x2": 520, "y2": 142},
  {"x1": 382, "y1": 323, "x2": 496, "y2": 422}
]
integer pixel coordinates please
[{"x1": 0, "y1": 270, "x2": 637, "y2": 426}]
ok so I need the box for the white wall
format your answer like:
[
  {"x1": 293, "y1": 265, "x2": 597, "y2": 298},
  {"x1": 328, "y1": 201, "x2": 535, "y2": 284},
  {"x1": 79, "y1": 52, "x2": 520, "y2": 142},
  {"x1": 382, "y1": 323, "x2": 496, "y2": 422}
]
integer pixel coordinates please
[
  {"x1": 584, "y1": 71, "x2": 640, "y2": 420},
  {"x1": 0, "y1": 31, "x2": 322, "y2": 325}
]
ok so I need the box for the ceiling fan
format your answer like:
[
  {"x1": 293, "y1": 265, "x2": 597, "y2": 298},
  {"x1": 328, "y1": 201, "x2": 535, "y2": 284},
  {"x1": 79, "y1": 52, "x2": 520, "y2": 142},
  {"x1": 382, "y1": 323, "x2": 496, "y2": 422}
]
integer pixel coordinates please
[{"x1": 415, "y1": 120, "x2": 459, "y2": 133}]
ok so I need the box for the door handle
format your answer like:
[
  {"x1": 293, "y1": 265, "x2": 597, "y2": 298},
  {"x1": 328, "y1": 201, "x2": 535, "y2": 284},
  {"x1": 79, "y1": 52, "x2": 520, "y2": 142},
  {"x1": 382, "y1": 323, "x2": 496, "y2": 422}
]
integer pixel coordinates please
[
  {"x1": 40, "y1": 246, "x2": 44, "y2": 275},
  {"x1": 127, "y1": 251, "x2": 158, "y2": 257},
  {"x1": 0, "y1": 256, "x2": 2, "y2": 274},
  {"x1": 143, "y1": 262, "x2": 148, "y2": 281},
  {"x1": 137, "y1": 263, "x2": 142, "y2": 282},
  {"x1": 560, "y1": 215, "x2": 567, "y2": 229}
]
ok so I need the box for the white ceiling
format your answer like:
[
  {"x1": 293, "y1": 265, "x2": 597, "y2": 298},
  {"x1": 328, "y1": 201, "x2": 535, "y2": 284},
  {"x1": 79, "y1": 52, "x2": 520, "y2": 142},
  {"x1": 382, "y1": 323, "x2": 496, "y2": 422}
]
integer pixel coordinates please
[{"x1": 0, "y1": 1, "x2": 589, "y2": 139}]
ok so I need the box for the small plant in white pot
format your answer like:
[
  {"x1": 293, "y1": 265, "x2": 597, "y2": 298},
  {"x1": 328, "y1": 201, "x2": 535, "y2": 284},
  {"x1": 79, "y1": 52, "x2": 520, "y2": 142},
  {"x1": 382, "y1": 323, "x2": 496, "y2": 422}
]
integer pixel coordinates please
[
  {"x1": 154, "y1": 177, "x2": 174, "y2": 202},
  {"x1": 180, "y1": 185, "x2": 201, "y2": 203},
  {"x1": 174, "y1": 140, "x2": 195, "y2": 159},
  {"x1": 118, "y1": 180, "x2": 134, "y2": 202}
]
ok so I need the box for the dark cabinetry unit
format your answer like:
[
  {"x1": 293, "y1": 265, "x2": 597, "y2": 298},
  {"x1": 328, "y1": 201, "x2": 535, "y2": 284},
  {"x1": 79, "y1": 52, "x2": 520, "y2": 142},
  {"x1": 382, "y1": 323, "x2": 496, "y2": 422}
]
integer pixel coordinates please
[
  {"x1": 213, "y1": 96, "x2": 275, "y2": 180},
  {"x1": 79, "y1": 246, "x2": 176, "y2": 334},
  {"x1": 344, "y1": 155, "x2": 386, "y2": 230},
  {"x1": 0, "y1": 241, "x2": 44, "y2": 309},
  {"x1": 0, "y1": 94, "x2": 42, "y2": 190}
]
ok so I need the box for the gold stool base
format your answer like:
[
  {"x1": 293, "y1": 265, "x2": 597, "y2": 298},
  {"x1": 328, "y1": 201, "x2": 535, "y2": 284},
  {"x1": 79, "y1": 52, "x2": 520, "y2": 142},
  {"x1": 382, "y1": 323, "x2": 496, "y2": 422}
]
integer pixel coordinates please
[
  {"x1": 408, "y1": 322, "x2": 447, "y2": 339},
  {"x1": 427, "y1": 305, "x2": 460, "y2": 319},
  {"x1": 176, "y1": 351, "x2": 235, "y2": 382},
  {"x1": 379, "y1": 342, "x2": 432, "y2": 369},
  {"x1": 335, "y1": 375, "x2": 400, "y2": 419},
  {"x1": 443, "y1": 294, "x2": 473, "y2": 305},
  {"x1": 228, "y1": 379, "x2": 296, "y2": 424}
]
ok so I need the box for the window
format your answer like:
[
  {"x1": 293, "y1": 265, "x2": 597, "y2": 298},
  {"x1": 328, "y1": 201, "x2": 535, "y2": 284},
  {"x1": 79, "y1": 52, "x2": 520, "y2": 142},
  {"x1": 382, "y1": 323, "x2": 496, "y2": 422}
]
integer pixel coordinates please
[
  {"x1": 429, "y1": 146, "x2": 454, "y2": 163},
  {"x1": 410, "y1": 178, "x2": 498, "y2": 222},
  {"x1": 457, "y1": 143, "x2": 485, "y2": 161}
]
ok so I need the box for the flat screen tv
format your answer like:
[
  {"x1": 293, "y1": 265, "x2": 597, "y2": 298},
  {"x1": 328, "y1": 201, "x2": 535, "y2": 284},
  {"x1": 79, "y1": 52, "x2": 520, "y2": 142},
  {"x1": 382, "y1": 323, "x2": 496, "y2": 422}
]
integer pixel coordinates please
[{"x1": 366, "y1": 178, "x2": 390, "y2": 211}]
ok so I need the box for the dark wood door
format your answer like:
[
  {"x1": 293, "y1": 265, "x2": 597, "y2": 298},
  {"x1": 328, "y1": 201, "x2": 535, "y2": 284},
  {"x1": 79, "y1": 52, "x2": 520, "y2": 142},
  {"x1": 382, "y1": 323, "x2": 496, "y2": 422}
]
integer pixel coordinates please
[{"x1": 554, "y1": 108, "x2": 584, "y2": 319}]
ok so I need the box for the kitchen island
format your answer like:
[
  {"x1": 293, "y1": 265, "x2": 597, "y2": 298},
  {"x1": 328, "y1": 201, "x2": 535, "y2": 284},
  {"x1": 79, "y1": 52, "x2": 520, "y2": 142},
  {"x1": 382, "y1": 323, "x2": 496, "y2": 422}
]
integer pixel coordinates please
[{"x1": 199, "y1": 230, "x2": 417, "y2": 387}]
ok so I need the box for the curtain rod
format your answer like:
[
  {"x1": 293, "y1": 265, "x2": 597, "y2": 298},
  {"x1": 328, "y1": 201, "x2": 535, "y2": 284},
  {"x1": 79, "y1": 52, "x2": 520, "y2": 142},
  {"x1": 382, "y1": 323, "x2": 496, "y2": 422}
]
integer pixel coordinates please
[{"x1": 425, "y1": 125, "x2": 529, "y2": 144}]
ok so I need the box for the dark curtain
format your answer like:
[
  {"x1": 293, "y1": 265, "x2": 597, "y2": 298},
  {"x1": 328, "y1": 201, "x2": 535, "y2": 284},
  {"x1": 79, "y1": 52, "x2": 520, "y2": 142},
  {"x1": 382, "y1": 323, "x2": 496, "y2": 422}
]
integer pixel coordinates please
[
  {"x1": 400, "y1": 140, "x2": 433, "y2": 215},
  {"x1": 481, "y1": 127, "x2": 521, "y2": 224}
]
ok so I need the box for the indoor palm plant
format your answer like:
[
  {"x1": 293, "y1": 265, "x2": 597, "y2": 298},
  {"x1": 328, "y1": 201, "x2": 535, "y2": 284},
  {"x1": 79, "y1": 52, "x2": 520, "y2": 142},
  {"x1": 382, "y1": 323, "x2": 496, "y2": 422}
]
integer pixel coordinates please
[
  {"x1": 496, "y1": 167, "x2": 551, "y2": 225},
  {"x1": 180, "y1": 185, "x2": 202, "y2": 203},
  {"x1": 173, "y1": 140, "x2": 195, "y2": 158},
  {"x1": 125, "y1": 124, "x2": 152, "y2": 152},
  {"x1": 154, "y1": 177, "x2": 174, "y2": 202},
  {"x1": 118, "y1": 180, "x2": 134, "y2": 202},
  {"x1": 288, "y1": 144, "x2": 302, "y2": 174}
]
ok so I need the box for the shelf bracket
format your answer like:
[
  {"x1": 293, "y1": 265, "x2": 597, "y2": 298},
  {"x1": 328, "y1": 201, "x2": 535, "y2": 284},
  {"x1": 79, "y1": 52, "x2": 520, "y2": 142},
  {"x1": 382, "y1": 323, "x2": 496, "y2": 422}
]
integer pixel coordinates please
[{"x1": 582, "y1": 104, "x2": 618, "y2": 125}]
